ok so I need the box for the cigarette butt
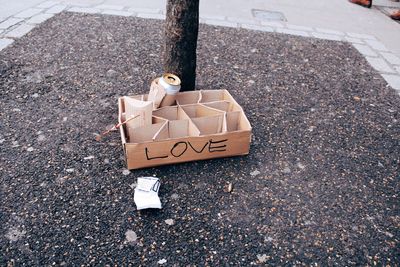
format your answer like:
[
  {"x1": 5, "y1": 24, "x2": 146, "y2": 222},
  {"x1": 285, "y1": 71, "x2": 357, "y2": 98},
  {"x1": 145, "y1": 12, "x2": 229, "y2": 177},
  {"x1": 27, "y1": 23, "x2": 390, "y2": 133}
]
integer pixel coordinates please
[{"x1": 95, "y1": 134, "x2": 102, "y2": 141}]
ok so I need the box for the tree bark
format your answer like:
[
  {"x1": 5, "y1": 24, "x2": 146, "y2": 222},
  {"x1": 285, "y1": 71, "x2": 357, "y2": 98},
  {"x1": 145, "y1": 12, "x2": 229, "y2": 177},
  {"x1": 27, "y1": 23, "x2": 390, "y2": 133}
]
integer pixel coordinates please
[{"x1": 163, "y1": 0, "x2": 199, "y2": 91}]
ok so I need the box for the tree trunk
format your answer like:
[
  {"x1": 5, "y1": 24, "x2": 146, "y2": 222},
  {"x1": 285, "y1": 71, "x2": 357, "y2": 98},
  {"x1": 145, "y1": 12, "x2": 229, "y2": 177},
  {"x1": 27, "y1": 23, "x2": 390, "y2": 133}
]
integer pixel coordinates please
[{"x1": 163, "y1": 0, "x2": 199, "y2": 91}]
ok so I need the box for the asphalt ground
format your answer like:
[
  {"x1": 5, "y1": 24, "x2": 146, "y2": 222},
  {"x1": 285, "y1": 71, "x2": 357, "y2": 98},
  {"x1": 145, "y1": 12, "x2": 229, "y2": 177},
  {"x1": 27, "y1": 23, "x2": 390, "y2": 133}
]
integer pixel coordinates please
[{"x1": 0, "y1": 12, "x2": 399, "y2": 266}]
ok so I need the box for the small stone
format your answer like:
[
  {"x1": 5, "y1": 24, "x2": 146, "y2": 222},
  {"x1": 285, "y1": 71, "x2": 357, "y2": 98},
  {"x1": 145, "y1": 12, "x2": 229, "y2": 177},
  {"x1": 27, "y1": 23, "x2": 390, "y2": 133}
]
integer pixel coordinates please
[
  {"x1": 63, "y1": 117, "x2": 68, "y2": 122},
  {"x1": 223, "y1": 182, "x2": 233, "y2": 193},
  {"x1": 282, "y1": 167, "x2": 291, "y2": 174},
  {"x1": 257, "y1": 254, "x2": 268, "y2": 263},
  {"x1": 66, "y1": 168, "x2": 74, "y2": 173},
  {"x1": 122, "y1": 169, "x2": 130, "y2": 175},
  {"x1": 0, "y1": 139, "x2": 5, "y2": 144},
  {"x1": 250, "y1": 170, "x2": 260, "y2": 176},
  {"x1": 171, "y1": 193, "x2": 179, "y2": 200},
  {"x1": 37, "y1": 135, "x2": 46, "y2": 142},
  {"x1": 104, "y1": 158, "x2": 110, "y2": 164},
  {"x1": 250, "y1": 48, "x2": 257, "y2": 53},
  {"x1": 353, "y1": 96, "x2": 361, "y2": 101},
  {"x1": 36, "y1": 131, "x2": 43, "y2": 135},
  {"x1": 12, "y1": 108, "x2": 21, "y2": 112},
  {"x1": 31, "y1": 93, "x2": 39, "y2": 98},
  {"x1": 84, "y1": 156, "x2": 94, "y2": 160},
  {"x1": 106, "y1": 69, "x2": 118, "y2": 78},
  {"x1": 129, "y1": 182, "x2": 137, "y2": 189},
  {"x1": 165, "y1": 219, "x2": 174, "y2": 226},
  {"x1": 125, "y1": 230, "x2": 137, "y2": 242},
  {"x1": 265, "y1": 236, "x2": 273, "y2": 242},
  {"x1": 5, "y1": 227, "x2": 26, "y2": 242},
  {"x1": 157, "y1": 259, "x2": 167, "y2": 265},
  {"x1": 383, "y1": 231, "x2": 394, "y2": 238},
  {"x1": 296, "y1": 162, "x2": 305, "y2": 169},
  {"x1": 27, "y1": 147, "x2": 34, "y2": 152},
  {"x1": 25, "y1": 72, "x2": 42, "y2": 83},
  {"x1": 12, "y1": 141, "x2": 19, "y2": 146}
]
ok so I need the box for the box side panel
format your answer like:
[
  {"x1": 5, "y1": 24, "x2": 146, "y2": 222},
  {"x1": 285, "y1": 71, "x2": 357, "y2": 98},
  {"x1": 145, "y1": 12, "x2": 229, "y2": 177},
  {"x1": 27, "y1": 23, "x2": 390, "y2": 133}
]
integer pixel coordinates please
[
  {"x1": 125, "y1": 131, "x2": 251, "y2": 169},
  {"x1": 118, "y1": 97, "x2": 127, "y2": 144}
]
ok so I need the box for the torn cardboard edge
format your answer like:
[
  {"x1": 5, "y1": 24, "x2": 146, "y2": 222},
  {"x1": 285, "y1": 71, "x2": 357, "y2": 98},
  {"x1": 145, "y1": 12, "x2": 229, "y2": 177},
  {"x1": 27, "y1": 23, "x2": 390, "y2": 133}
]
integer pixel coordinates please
[{"x1": 119, "y1": 89, "x2": 252, "y2": 170}]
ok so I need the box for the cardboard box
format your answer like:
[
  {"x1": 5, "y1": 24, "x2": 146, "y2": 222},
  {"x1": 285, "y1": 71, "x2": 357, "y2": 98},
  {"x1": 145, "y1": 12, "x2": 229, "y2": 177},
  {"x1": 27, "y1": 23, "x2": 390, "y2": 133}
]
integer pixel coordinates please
[{"x1": 119, "y1": 89, "x2": 252, "y2": 170}]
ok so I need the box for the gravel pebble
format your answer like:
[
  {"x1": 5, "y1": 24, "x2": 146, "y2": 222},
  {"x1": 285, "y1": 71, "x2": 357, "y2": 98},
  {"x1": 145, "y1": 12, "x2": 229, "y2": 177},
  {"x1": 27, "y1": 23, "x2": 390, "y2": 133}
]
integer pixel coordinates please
[
  {"x1": 257, "y1": 254, "x2": 268, "y2": 263},
  {"x1": 106, "y1": 69, "x2": 118, "y2": 78},
  {"x1": 164, "y1": 219, "x2": 174, "y2": 226},
  {"x1": 37, "y1": 135, "x2": 46, "y2": 141},
  {"x1": 157, "y1": 259, "x2": 167, "y2": 265},
  {"x1": 125, "y1": 230, "x2": 137, "y2": 242},
  {"x1": 250, "y1": 170, "x2": 260, "y2": 176}
]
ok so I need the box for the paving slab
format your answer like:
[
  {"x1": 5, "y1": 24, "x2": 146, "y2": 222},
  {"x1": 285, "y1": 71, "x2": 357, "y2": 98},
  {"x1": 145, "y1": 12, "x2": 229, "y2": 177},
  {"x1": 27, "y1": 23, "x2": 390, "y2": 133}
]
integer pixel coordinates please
[{"x1": 0, "y1": 12, "x2": 399, "y2": 266}]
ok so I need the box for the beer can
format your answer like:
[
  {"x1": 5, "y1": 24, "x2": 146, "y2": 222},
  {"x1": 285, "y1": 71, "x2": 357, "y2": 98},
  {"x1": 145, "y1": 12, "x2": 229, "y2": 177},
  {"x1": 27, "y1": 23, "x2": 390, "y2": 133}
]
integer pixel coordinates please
[{"x1": 158, "y1": 73, "x2": 181, "y2": 95}]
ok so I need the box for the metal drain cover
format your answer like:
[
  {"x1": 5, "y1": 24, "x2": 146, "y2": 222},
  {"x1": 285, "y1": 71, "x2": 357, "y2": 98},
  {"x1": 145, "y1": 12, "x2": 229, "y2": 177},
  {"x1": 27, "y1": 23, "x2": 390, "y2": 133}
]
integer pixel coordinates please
[{"x1": 252, "y1": 9, "x2": 287, "y2": 21}]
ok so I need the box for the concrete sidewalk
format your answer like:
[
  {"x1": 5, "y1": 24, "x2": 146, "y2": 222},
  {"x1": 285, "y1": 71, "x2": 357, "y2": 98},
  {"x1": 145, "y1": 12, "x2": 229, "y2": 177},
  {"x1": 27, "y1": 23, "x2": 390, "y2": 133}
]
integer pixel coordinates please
[{"x1": 1, "y1": 0, "x2": 400, "y2": 56}]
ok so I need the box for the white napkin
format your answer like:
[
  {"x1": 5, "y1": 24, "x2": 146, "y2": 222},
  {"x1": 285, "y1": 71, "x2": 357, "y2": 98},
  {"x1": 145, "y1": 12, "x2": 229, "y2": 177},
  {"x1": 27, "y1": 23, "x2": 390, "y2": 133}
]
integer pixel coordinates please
[{"x1": 134, "y1": 177, "x2": 162, "y2": 210}]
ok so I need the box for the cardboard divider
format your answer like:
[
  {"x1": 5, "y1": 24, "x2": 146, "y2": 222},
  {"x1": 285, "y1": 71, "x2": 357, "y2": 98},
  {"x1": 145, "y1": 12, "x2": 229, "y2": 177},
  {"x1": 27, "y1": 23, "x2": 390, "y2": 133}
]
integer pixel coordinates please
[
  {"x1": 180, "y1": 104, "x2": 225, "y2": 135},
  {"x1": 153, "y1": 122, "x2": 169, "y2": 140},
  {"x1": 129, "y1": 122, "x2": 168, "y2": 143},
  {"x1": 129, "y1": 94, "x2": 148, "y2": 101},
  {"x1": 152, "y1": 106, "x2": 187, "y2": 121},
  {"x1": 176, "y1": 91, "x2": 201, "y2": 105},
  {"x1": 200, "y1": 90, "x2": 243, "y2": 110},
  {"x1": 152, "y1": 107, "x2": 201, "y2": 138},
  {"x1": 152, "y1": 116, "x2": 168, "y2": 124},
  {"x1": 124, "y1": 96, "x2": 153, "y2": 130},
  {"x1": 226, "y1": 111, "x2": 242, "y2": 132},
  {"x1": 191, "y1": 116, "x2": 224, "y2": 135},
  {"x1": 148, "y1": 78, "x2": 166, "y2": 109},
  {"x1": 180, "y1": 103, "x2": 225, "y2": 118},
  {"x1": 202, "y1": 100, "x2": 231, "y2": 112},
  {"x1": 168, "y1": 120, "x2": 189, "y2": 138},
  {"x1": 118, "y1": 98, "x2": 127, "y2": 144},
  {"x1": 200, "y1": 90, "x2": 225, "y2": 103}
]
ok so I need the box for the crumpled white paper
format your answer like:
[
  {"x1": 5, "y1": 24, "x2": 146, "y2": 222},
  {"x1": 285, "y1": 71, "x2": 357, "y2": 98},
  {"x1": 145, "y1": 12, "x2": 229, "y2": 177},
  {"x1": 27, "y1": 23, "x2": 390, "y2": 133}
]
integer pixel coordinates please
[{"x1": 134, "y1": 177, "x2": 162, "y2": 210}]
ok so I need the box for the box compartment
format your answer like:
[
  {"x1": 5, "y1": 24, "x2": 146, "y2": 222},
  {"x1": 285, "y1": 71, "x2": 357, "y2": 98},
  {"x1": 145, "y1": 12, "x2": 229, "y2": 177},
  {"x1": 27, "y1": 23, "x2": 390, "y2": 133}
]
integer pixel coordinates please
[{"x1": 176, "y1": 91, "x2": 201, "y2": 105}]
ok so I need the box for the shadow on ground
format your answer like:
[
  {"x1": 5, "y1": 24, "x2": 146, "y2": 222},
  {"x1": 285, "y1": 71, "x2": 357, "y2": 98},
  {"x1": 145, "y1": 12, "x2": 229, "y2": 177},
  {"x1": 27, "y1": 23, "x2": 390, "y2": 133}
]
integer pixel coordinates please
[{"x1": 0, "y1": 12, "x2": 399, "y2": 266}]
